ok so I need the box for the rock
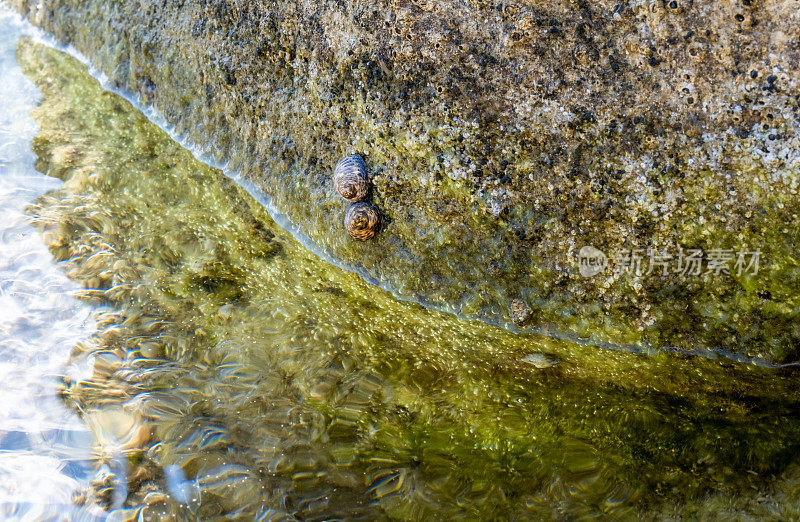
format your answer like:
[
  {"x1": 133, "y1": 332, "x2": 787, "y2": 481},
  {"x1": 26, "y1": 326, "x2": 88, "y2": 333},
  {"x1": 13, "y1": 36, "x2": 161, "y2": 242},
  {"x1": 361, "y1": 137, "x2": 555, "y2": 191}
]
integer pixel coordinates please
[
  {"x1": 521, "y1": 353, "x2": 560, "y2": 369},
  {"x1": 510, "y1": 298, "x2": 532, "y2": 326},
  {"x1": 5, "y1": 0, "x2": 799, "y2": 362}
]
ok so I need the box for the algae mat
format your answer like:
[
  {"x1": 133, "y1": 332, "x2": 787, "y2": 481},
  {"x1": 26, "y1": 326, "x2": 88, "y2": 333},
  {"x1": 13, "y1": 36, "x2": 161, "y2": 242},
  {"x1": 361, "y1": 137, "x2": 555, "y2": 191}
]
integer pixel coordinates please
[{"x1": 18, "y1": 38, "x2": 800, "y2": 519}]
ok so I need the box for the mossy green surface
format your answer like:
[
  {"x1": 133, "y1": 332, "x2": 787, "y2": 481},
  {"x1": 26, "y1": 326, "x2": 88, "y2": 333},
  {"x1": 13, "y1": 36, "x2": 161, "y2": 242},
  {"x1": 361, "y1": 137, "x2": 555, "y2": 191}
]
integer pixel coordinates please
[
  {"x1": 2, "y1": 0, "x2": 799, "y2": 362},
  {"x1": 17, "y1": 38, "x2": 800, "y2": 519}
]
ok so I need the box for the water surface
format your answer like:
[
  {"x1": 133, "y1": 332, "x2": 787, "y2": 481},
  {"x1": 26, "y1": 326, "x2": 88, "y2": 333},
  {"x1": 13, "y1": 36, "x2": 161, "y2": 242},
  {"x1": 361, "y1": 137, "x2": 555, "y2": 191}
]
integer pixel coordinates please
[{"x1": 0, "y1": 13, "x2": 102, "y2": 520}]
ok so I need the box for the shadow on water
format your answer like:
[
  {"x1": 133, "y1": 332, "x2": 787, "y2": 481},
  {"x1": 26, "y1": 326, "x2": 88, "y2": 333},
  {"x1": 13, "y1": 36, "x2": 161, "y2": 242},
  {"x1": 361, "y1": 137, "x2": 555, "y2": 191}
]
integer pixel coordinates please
[{"x1": 13, "y1": 36, "x2": 800, "y2": 519}]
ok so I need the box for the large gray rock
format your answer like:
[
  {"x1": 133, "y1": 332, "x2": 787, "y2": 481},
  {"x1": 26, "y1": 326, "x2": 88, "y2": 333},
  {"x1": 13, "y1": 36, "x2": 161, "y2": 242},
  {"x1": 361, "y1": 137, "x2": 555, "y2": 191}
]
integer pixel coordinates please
[{"x1": 5, "y1": 0, "x2": 799, "y2": 362}]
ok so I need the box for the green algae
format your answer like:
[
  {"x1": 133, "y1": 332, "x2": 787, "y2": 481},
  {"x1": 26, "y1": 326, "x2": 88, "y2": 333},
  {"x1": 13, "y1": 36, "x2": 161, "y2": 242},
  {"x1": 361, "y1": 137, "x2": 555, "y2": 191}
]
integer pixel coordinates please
[{"x1": 16, "y1": 38, "x2": 800, "y2": 519}]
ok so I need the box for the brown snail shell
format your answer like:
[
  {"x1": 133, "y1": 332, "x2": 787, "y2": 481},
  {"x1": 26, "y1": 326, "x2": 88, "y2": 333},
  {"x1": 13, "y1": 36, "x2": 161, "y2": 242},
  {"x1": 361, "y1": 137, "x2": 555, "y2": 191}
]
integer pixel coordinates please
[
  {"x1": 333, "y1": 154, "x2": 370, "y2": 202},
  {"x1": 344, "y1": 202, "x2": 380, "y2": 241}
]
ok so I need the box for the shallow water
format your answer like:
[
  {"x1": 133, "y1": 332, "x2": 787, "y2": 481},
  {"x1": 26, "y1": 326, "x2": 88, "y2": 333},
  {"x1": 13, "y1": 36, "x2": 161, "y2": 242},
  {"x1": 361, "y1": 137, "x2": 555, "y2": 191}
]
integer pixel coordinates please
[
  {"x1": 0, "y1": 14, "x2": 103, "y2": 521},
  {"x1": 2, "y1": 8, "x2": 800, "y2": 520}
]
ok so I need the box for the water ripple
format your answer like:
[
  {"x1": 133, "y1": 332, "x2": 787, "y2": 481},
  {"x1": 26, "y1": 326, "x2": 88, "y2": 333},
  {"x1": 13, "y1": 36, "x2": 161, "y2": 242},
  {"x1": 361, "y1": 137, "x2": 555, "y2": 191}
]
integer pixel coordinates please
[{"x1": 0, "y1": 11, "x2": 99, "y2": 519}]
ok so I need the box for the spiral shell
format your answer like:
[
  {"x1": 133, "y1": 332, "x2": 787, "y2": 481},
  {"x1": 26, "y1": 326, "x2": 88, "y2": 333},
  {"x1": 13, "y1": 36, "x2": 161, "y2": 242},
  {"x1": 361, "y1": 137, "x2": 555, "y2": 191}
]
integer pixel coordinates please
[
  {"x1": 333, "y1": 154, "x2": 370, "y2": 202},
  {"x1": 344, "y1": 202, "x2": 380, "y2": 241}
]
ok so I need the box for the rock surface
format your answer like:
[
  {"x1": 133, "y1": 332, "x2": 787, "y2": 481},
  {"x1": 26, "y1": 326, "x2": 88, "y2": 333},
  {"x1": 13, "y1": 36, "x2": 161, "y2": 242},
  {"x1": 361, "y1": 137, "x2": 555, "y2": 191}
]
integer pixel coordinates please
[{"x1": 4, "y1": 0, "x2": 799, "y2": 362}]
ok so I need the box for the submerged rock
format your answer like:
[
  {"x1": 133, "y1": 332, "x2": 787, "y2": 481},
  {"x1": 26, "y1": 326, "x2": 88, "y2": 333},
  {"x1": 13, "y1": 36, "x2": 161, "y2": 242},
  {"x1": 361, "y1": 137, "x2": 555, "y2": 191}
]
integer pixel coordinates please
[
  {"x1": 4, "y1": 0, "x2": 799, "y2": 362},
  {"x1": 520, "y1": 352, "x2": 559, "y2": 368}
]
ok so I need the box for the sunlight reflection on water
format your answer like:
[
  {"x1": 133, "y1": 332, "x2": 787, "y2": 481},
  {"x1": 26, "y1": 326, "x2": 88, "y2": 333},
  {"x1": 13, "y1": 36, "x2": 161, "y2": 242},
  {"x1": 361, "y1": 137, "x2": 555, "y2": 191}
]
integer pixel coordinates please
[{"x1": 0, "y1": 12, "x2": 102, "y2": 520}]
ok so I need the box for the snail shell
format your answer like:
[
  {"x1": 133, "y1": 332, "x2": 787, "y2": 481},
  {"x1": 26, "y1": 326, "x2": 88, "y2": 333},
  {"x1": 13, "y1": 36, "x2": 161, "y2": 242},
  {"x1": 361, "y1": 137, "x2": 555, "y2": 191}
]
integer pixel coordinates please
[
  {"x1": 333, "y1": 154, "x2": 370, "y2": 202},
  {"x1": 344, "y1": 202, "x2": 380, "y2": 241}
]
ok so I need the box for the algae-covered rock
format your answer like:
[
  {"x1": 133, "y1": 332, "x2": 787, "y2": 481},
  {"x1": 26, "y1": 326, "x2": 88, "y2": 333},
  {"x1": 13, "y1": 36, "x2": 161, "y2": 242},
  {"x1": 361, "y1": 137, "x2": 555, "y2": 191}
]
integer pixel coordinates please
[
  {"x1": 17, "y1": 36, "x2": 800, "y2": 520},
  {"x1": 4, "y1": 0, "x2": 799, "y2": 362}
]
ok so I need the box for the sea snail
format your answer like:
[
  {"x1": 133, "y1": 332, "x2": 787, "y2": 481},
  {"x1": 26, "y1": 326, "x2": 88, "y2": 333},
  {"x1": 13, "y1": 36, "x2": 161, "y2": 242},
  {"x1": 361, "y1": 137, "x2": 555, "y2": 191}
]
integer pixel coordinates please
[
  {"x1": 333, "y1": 154, "x2": 370, "y2": 202},
  {"x1": 344, "y1": 202, "x2": 380, "y2": 241}
]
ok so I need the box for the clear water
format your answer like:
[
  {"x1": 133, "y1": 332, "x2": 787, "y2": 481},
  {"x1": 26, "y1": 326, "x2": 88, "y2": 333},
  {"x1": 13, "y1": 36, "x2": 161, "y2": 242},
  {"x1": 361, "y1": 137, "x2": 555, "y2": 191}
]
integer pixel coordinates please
[
  {"x1": 0, "y1": 13, "x2": 103, "y2": 521},
  {"x1": 2, "y1": 7, "x2": 800, "y2": 521}
]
